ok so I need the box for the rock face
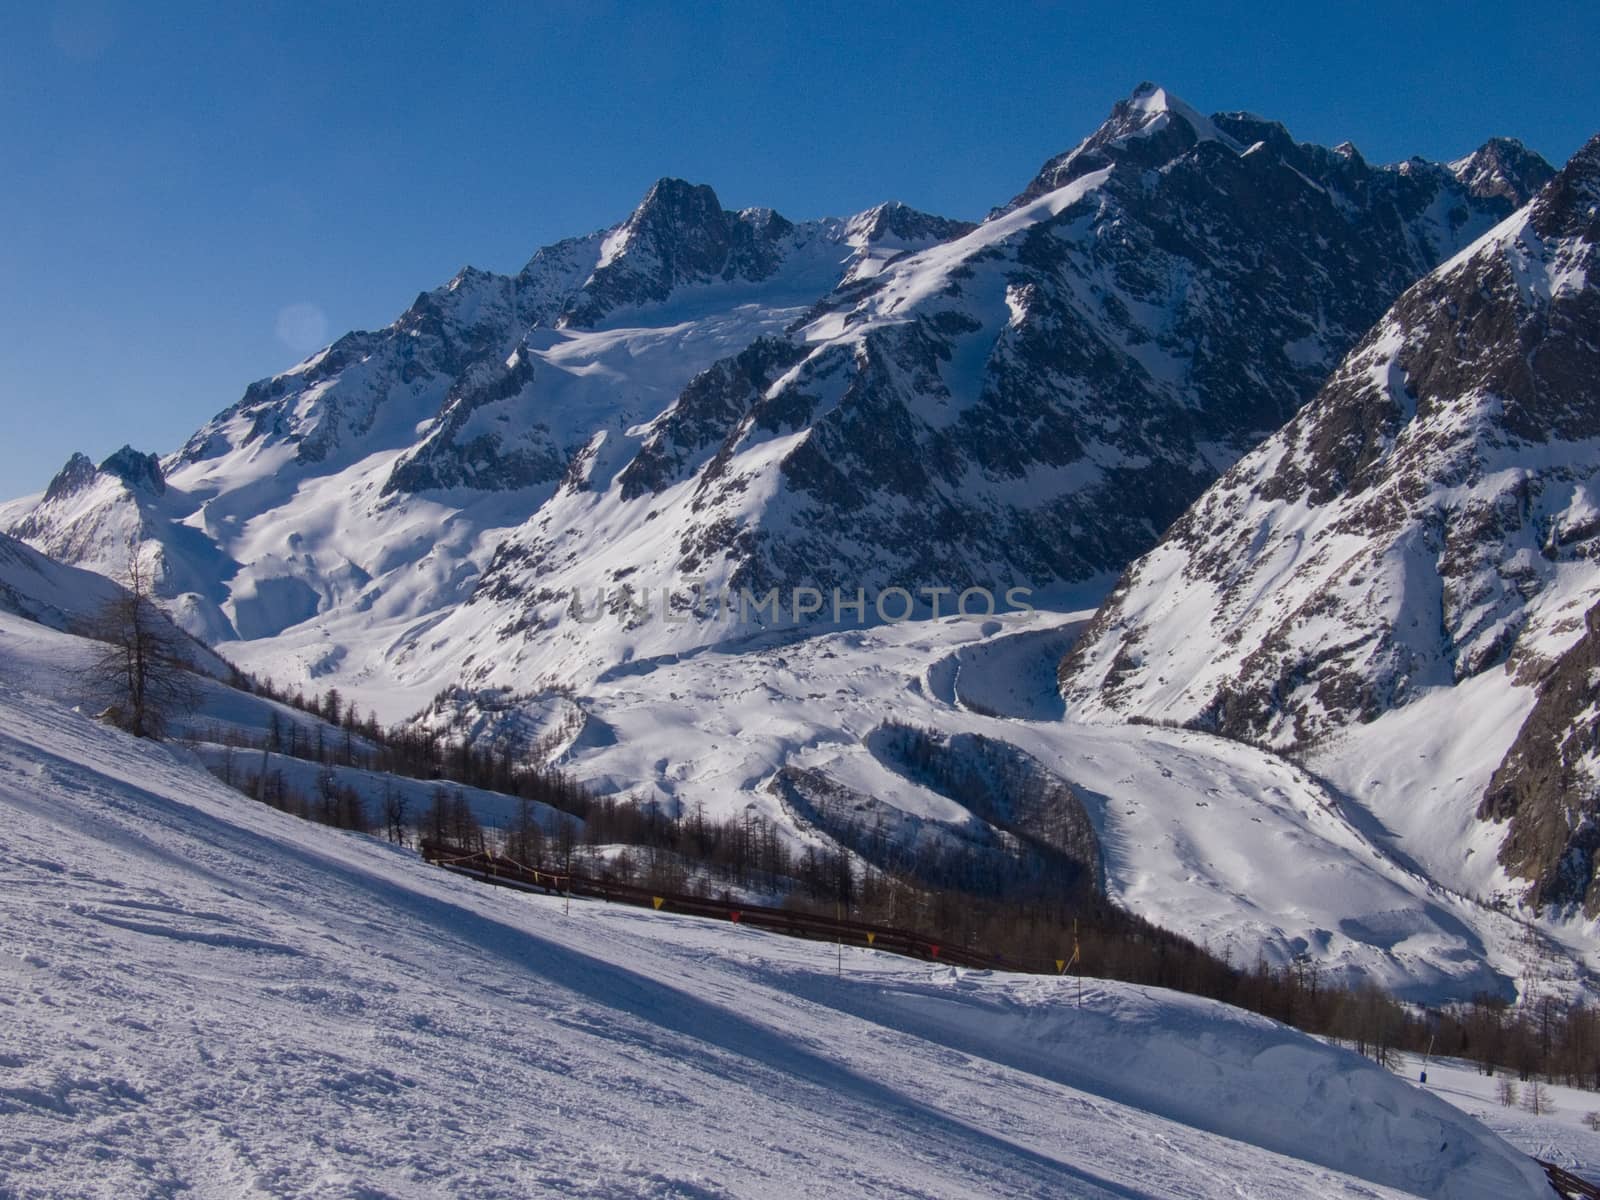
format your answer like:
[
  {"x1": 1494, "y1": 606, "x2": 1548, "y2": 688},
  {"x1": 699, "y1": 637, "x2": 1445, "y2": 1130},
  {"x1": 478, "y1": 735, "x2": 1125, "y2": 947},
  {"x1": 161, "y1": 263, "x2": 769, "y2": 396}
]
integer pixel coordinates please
[
  {"x1": 763, "y1": 722, "x2": 1101, "y2": 903},
  {"x1": 1481, "y1": 601, "x2": 1600, "y2": 913},
  {"x1": 1449, "y1": 136, "x2": 1558, "y2": 205},
  {"x1": 1058, "y1": 134, "x2": 1600, "y2": 901},
  {"x1": 96, "y1": 446, "x2": 167, "y2": 496},
  {"x1": 1, "y1": 84, "x2": 1554, "y2": 697},
  {"x1": 42, "y1": 452, "x2": 99, "y2": 503}
]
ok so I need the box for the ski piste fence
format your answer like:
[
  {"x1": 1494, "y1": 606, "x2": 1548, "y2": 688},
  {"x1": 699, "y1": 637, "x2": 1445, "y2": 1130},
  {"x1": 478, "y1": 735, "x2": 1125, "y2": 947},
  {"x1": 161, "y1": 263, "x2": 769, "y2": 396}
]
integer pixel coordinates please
[
  {"x1": 419, "y1": 840, "x2": 1081, "y2": 978},
  {"x1": 1544, "y1": 1160, "x2": 1600, "y2": 1199}
]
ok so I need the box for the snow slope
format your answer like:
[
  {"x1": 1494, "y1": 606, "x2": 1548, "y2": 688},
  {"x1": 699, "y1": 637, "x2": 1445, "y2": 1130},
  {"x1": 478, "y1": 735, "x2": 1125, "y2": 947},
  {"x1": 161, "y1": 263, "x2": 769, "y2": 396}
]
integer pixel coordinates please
[
  {"x1": 397, "y1": 606, "x2": 1593, "y2": 1005},
  {"x1": 1390, "y1": 1050, "x2": 1600, "y2": 1182},
  {"x1": 0, "y1": 675, "x2": 1550, "y2": 1199},
  {"x1": 2, "y1": 535, "x2": 1589, "y2": 1011},
  {"x1": 1057, "y1": 133, "x2": 1600, "y2": 925},
  {"x1": 0, "y1": 531, "x2": 124, "y2": 630}
]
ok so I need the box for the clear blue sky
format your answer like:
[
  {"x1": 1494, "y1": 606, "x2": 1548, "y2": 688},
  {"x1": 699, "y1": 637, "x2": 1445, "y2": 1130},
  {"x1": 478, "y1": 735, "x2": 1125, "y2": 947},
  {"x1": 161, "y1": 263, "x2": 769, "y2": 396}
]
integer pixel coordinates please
[{"x1": 3, "y1": 0, "x2": 1596, "y2": 499}]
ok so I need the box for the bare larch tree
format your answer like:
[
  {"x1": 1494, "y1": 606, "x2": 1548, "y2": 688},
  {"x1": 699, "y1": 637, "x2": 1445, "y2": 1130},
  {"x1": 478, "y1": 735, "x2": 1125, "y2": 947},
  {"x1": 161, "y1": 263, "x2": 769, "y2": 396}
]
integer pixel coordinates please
[{"x1": 78, "y1": 553, "x2": 200, "y2": 739}]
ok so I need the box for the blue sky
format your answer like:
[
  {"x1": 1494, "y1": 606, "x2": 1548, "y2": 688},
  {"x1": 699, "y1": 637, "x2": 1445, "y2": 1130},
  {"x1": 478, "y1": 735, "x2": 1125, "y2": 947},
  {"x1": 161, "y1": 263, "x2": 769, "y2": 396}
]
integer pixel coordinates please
[{"x1": 3, "y1": 0, "x2": 1597, "y2": 499}]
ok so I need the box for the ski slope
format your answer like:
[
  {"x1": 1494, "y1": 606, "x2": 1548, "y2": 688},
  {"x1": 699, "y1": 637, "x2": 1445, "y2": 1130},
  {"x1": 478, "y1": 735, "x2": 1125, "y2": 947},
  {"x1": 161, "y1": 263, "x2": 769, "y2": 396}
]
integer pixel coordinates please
[
  {"x1": 1387, "y1": 1051, "x2": 1600, "y2": 1182},
  {"x1": 0, "y1": 674, "x2": 1552, "y2": 1199}
]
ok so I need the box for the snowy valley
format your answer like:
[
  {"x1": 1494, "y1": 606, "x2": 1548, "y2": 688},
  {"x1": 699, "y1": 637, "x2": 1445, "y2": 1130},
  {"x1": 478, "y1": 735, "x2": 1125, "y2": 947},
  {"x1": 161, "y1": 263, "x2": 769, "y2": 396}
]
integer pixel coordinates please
[{"x1": 3, "y1": 76, "x2": 1600, "y2": 1198}]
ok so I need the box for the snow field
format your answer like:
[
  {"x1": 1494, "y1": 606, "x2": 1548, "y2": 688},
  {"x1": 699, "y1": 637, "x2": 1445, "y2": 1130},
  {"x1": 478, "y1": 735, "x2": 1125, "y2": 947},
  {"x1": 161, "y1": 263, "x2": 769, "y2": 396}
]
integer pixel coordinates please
[
  {"x1": 0, "y1": 678, "x2": 1549, "y2": 1199},
  {"x1": 550, "y1": 608, "x2": 1595, "y2": 1003}
]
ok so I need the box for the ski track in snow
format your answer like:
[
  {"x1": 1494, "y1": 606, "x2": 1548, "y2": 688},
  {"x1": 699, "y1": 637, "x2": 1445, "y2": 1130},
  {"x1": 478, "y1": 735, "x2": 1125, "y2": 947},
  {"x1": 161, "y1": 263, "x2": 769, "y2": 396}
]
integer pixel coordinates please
[{"x1": 0, "y1": 674, "x2": 1553, "y2": 1199}]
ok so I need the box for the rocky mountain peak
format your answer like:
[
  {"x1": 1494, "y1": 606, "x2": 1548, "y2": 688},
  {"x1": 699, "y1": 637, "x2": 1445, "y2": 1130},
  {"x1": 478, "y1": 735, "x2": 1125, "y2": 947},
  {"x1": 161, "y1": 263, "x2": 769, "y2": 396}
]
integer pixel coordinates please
[
  {"x1": 42, "y1": 452, "x2": 99, "y2": 502},
  {"x1": 1528, "y1": 131, "x2": 1600, "y2": 238},
  {"x1": 1209, "y1": 111, "x2": 1297, "y2": 154},
  {"x1": 1008, "y1": 82, "x2": 1238, "y2": 207},
  {"x1": 846, "y1": 201, "x2": 975, "y2": 246},
  {"x1": 625, "y1": 177, "x2": 729, "y2": 247},
  {"x1": 1570, "y1": 130, "x2": 1600, "y2": 178},
  {"x1": 1449, "y1": 135, "x2": 1556, "y2": 206},
  {"x1": 98, "y1": 446, "x2": 166, "y2": 496},
  {"x1": 447, "y1": 265, "x2": 495, "y2": 292},
  {"x1": 734, "y1": 204, "x2": 789, "y2": 237},
  {"x1": 1115, "y1": 81, "x2": 1226, "y2": 143},
  {"x1": 558, "y1": 177, "x2": 797, "y2": 327}
]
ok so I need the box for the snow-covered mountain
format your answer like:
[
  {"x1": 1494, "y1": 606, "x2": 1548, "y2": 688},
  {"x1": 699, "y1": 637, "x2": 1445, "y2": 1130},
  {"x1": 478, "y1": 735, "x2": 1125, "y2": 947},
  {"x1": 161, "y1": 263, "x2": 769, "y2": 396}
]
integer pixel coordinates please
[
  {"x1": 2, "y1": 85, "x2": 1549, "y2": 704},
  {"x1": 0, "y1": 528, "x2": 128, "y2": 630},
  {"x1": 7, "y1": 512, "x2": 1587, "y2": 1003},
  {"x1": 441, "y1": 85, "x2": 1551, "y2": 689},
  {"x1": 0, "y1": 183, "x2": 971, "y2": 679},
  {"x1": 1059, "y1": 134, "x2": 1600, "y2": 911}
]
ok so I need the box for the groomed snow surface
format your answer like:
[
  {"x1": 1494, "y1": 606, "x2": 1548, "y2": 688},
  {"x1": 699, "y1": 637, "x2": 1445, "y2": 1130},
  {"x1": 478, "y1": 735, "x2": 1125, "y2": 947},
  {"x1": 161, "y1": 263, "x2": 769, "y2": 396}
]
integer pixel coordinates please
[
  {"x1": 0, "y1": 667, "x2": 1555, "y2": 1197},
  {"x1": 1386, "y1": 1051, "x2": 1600, "y2": 1183}
]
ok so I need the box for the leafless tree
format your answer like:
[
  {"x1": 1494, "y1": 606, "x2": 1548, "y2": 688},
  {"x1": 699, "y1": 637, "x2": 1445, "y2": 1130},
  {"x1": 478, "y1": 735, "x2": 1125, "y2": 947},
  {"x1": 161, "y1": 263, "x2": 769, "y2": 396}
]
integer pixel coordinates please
[
  {"x1": 78, "y1": 552, "x2": 200, "y2": 740},
  {"x1": 382, "y1": 782, "x2": 409, "y2": 846},
  {"x1": 1522, "y1": 1080, "x2": 1555, "y2": 1116}
]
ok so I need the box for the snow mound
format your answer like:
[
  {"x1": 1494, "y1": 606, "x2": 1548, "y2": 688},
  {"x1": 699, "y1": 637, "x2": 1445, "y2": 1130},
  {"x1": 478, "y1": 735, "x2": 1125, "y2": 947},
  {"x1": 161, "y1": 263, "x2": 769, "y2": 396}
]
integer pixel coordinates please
[{"x1": 858, "y1": 977, "x2": 1547, "y2": 1200}]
